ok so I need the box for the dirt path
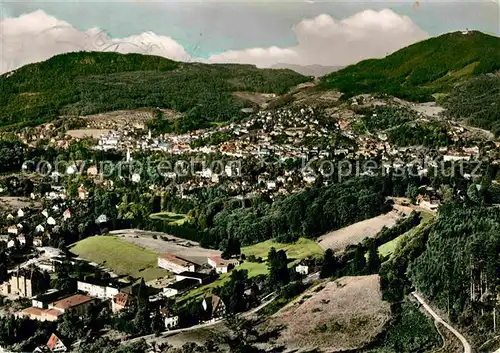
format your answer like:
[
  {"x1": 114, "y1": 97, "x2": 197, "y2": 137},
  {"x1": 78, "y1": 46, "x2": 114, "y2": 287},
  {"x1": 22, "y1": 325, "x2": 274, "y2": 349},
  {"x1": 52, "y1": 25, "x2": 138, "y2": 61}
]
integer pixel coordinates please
[{"x1": 412, "y1": 292, "x2": 472, "y2": 353}]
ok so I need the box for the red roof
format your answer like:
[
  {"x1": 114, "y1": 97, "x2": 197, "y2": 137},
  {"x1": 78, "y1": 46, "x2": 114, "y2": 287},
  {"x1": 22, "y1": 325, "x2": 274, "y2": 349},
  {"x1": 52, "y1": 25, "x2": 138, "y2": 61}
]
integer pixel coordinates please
[
  {"x1": 113, "y1": 292, "x2": 131, "y2": 306},
  {"x1": 47, "y1": 333, "x2": 65, "y2": 351},
  {"x1": 22, "y1": 307, "x2": 44, "y2": 317},
  {"x1": 159, "y1": 253, "x2": 193, "y2": 267},
  {"x1": 51, "y1": 294, "x2": 93, "y2": 310},
  {"x1": 43, "y1": 309, "x2": 63, "y2": 318}
]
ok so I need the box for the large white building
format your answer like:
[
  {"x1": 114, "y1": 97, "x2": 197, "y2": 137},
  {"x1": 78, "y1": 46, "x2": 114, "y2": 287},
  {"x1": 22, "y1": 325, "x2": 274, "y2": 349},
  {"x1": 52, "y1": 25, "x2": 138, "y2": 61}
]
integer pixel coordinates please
[
  {"x1": 157, "y1": 254, "x2": 196, "y2": 274},
  {"x1": 77, "y1": 279, "x2": 120, "y2": 299}
]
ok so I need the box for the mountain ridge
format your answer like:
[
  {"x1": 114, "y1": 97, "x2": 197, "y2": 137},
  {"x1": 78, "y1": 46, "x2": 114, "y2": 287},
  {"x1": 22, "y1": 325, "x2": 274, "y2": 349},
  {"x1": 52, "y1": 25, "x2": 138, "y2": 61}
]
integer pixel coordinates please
[{"x1": 320, "y1": 30, "x2": 500, "y2": 102}]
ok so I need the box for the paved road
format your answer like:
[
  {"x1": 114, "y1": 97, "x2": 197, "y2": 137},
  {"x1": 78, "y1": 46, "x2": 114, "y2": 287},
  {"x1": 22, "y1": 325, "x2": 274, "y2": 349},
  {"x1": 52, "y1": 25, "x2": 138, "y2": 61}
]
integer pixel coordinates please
[{"x1": 412, "y1": 292, "x2": 472, "y2": 353}]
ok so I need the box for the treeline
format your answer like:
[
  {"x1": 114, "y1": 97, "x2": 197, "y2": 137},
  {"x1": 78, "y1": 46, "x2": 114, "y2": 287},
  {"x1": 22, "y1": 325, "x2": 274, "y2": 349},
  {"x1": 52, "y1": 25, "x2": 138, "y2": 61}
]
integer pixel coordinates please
[
  {"x1": 358, "y1": 106, "x2": 416, "y2": 132},
  {"x1": 442, "y1": 75, "x2": 500, "y2": 136},
  {"x1": 409, "y1": 204, "x2": 500, "y2": 344},
  {"x1": 380, "y1": 203, "x2": 500, "y2": 345},
  {"x1": 196, "y1": 176, "x2": 390, "y2": 247},
  {"x1": 388, "y1": 122, "x2": 454, "y2": 147},
  {"x1": 0, "y1": 52, "x2": 309, "y2": 131}
]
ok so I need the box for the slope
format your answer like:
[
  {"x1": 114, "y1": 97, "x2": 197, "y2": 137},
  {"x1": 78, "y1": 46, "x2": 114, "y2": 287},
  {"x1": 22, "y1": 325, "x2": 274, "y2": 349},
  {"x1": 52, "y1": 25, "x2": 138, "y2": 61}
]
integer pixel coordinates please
[
  {"x1": 320, "y1": 31, "x2": 500, "y2": 102},
  {"x1": 0, "y1": 52, "x2": 310, "y2": 131}
]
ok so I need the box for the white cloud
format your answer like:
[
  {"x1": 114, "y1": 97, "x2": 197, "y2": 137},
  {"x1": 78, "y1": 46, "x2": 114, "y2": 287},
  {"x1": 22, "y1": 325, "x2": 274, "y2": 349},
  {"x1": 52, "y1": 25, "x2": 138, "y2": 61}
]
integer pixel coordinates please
[
  {"x1": 209, "y1": 9, "x2": 429, "y2": 67},
  {"x1": 0, "y1": 10, "x2": 192, "y2": 73},
  {"x1": 0, "y1": 9, "x2": 428, "y2": 74}
]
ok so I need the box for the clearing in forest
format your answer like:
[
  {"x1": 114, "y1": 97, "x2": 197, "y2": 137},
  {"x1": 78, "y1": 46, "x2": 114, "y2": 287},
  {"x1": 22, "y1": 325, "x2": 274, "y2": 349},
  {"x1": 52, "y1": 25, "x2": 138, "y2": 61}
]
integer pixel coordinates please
[
  {"x1": 317, "y1": 210, "x2": 402, "y2": 252},
  {"x1": 268, "y1": 275, "x2": 391, "y2": 352}
]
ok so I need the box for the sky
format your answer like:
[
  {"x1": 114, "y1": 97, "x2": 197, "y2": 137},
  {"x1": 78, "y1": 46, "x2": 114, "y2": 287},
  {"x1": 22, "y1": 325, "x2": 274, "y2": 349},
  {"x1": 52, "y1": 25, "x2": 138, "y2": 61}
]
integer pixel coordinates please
[{"x1": 0, "y1": 0, "x2": 499, "y2": 73}]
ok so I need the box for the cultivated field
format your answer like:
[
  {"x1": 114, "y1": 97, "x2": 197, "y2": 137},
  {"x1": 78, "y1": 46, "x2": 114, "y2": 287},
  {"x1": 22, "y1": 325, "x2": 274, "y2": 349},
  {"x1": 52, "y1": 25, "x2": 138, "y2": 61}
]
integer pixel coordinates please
[
  {"x1": 66, "y1": 129, "x2": 109, "y2": 139},
  {"x1": 70, "y1": 236, "x2": 169, "y2": 281},
  {"x1": 112, "y1": 229, "x2": 221, "y2": 266},
  {"x1": 317, "y1": 210, "x2": 402, "y2": 252},
  {"x1": 268, "y1": 275, "x2": 391, "y2": 352}
]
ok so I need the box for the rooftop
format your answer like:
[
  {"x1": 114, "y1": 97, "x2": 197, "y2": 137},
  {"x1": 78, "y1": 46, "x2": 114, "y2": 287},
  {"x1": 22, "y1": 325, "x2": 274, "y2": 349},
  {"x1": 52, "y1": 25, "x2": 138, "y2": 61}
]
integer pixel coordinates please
[
  {"x1": 166, "y1": 278, "x2": 199, "y2": 291},
  {"x1": 176, "y1": 271, "x2": 209, "y2": 280},
  {"x1": 51, "y1": 294, "x2": 94, "y2": 310},
  {"x1": 22, "y1": 306, "x2": 44, "y2": 317},
  {"x1": 159, "y1": 253, "x2": 195, "y2": 268}
]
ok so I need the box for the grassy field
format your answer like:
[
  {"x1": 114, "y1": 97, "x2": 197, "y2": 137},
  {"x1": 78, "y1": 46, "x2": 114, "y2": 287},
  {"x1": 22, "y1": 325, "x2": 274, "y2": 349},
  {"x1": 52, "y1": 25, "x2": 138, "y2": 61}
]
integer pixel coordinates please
[
  {"x1": 149, "y1": 211, "x2": 189, "y2": 225},
  {"x1": 184, "y1": 238, "x2": 323, "y2": 299},
  {"x1": 242, "y1": 238, "x2": 323, "y2": 260},
  {"x1": 378, "y1": 211, "x2": 435, "y2": 258},
  {"x1": 70, "y1": 236, "x2": 169, "y2": 281}
]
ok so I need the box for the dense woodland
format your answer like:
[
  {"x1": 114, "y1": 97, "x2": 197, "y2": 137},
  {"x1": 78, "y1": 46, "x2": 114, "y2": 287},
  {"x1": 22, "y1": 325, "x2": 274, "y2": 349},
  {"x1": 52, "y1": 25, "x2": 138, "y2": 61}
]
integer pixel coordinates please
[
  {"x1": 321, "y1": 31, "x2": 500, "y2": 101},
  {"x1": 442, "y1": 74, "x2": 500, "y2": 136},
  {"x1": 0, "y1": 52, "x2": 309, "y2": 131}
]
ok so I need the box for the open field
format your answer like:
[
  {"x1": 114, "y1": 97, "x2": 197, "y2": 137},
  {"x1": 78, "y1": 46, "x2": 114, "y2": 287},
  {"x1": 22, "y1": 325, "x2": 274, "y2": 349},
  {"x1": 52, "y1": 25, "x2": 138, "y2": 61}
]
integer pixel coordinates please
[
  {"x1": 318, "y1": 210, "x2": 402, "y2": 252},
  {"x1": 378, "y1": 211, "x2": 435, "y2": 258},
  {"x1": 65, "y1": 129, "x2": 109, "y2": 139},
  {"x1": 0, "y1": 196, "x2": 38, "y2": 210},
  {"x1": 243, "y1": 238, "x2": 323, "y2": 260},
  {"x1": 149, "y1": 211, "x2": 189, "y2": 225},
  {"x1": 267, "y1": 275, "x2": 391, "y2": 352},
  {"x1": 112, "y1": 229, "x2": 220, "y2": 266},
  {"x1": 70, "y1": 236, "x2": 169, "y2": 281}
]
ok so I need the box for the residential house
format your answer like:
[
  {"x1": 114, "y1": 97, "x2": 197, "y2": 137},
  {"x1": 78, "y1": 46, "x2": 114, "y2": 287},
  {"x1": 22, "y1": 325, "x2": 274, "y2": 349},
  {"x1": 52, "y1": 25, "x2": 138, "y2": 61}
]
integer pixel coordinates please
[
  {"x1": 47, "y1": 333, "x2": 67, "y2": 352},
  {"x1": 295, "y1": 264, "x2": 309, "y2": 275},
  {"x1": 17, "y1": 234, "x2": 26, "y2": 246},
  {"x1": 77, "y1": 278, "x2": 120, "y2": 299},
  {"x1": 6, "y1": 213, "x2": 14, "y2": 220},
  {"x1": 35, "y1": 224, "x2": 45, "y2": 234},
  {"x1": 157, "y1": 254, "x2": 196, "y2": 274},
  {"x1": 77, "y1": 185, "x2": 89, "y2": 200},
  {"x1": 17, "y1": 209, "x2": 25, "y2": 218},
  {"x1": 112, "y1": 292, "x2": 134, "y2": 313},
  {"x1": 33, "y1": 237, "x2": 43, "y2": 247},
  {"x1": 7, "y1": 225, "x2": 18, "y2": 235},
  {"x1": 47, "y1": 217, "x2": 56, "y2": 226},
  {"x1": 162, "y1": 278, "x2": 199, "y2": 298},
  {"x1": 63, "y1": 209, "x2": 71, "y2": 221},
  {"x1": 87, "y1": 165, "x2": 98, "y2": 176},
  {"x1": 201, "y1": 294, "x2": 226, "y2": 321},
  {"x1": 96, "y1": 214, "x2": 108, "y2": 224},
  {"x1": 160, "y1": 308, "x2": 179, "y2": 330},
  {"x1": 132, "y1": 173, "x2": 141, "y2": 183}
]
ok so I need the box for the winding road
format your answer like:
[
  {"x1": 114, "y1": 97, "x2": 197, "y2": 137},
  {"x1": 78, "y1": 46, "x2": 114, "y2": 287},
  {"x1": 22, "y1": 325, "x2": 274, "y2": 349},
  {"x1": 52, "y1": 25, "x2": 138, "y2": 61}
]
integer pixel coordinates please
[{"x1": 412, "y1": 292, "x2": 472, "y2": 353}]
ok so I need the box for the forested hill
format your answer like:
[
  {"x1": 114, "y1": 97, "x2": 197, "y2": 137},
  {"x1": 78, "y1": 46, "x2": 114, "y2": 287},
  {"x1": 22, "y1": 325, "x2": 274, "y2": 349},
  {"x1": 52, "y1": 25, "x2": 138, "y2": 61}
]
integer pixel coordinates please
[
  {"x1": 320, "y1": 30, "x2": 500, "y2": 102},
  {"x1": 0, "y1": 52, "x2": 310, "y2": 131}
]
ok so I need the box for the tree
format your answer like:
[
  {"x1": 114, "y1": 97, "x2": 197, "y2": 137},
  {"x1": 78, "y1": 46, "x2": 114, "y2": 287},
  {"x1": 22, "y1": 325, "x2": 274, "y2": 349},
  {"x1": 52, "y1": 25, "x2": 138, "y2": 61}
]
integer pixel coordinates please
[
  {"x1": 365, "y1": 240, "x2": 381, "y2": 274},
  {"x1": 320, "y1": 249, "x2": 338, "y2": 279},
  {"x1": 267, "y1": 248, "x2": 290, "y2": 289},
  {"x1": 218, "y1": 269, "x2": 248, "y2": 314},
  {"x1": 221, "y1": 237, "x2": 241, "y2": 259},
  {"x1": 350, "y1": 245, "x2": 366, "y2": 275}
]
